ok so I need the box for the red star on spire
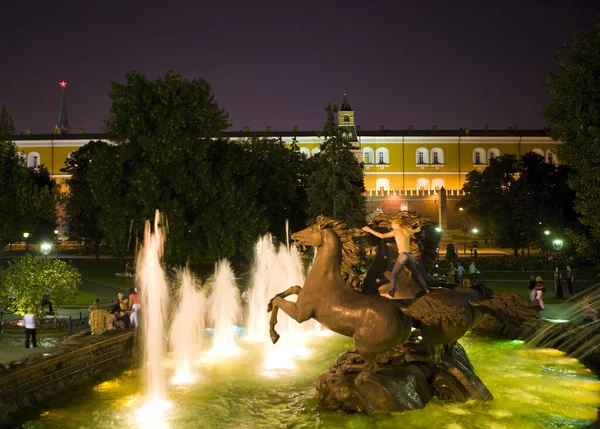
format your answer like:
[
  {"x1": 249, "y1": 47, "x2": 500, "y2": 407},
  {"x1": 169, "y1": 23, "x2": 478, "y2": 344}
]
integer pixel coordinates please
[{"x1": 59, "y1": 80, "x2": 67, "y2": 88}]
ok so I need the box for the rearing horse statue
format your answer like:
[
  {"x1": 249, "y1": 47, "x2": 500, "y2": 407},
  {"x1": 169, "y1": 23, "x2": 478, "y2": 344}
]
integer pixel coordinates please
[
  {"x1": 268, "y1": 216, "x2": 413, "y2": 361},
  {"x1": 268, "y1": 215, "x2": 539, "y2": 367}
]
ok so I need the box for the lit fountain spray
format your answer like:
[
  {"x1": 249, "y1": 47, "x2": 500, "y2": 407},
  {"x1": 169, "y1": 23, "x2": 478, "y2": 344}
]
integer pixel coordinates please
[
  {"x1": 207, "y1": 259, "x2": 242, "y2": 357},
  {"x1": 246, "y1": 220, "x2": 324, "y2": 375},
  {"x1": 170, "y1": 267, "x2": 207, "y2": 385},
  {"x1": 136, "y1": 210, "x2": 171, "y2": 422}
]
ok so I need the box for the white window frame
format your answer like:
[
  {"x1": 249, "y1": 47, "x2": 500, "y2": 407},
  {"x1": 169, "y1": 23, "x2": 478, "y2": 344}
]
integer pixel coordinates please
[
  {"x1": 375, "y1": 178, "x2": 390, "y2": 192},
  {"x1": 311, "y1": 147, "x2": 321, "y2": 156},
  {"x1": 299, "y1": 147, "x2": 310, "y2": 158},
  {"x1": 362, "y1": 147, "x2": 374, "y2": 165},
  {"x1": 473, "y1": 148, "x2": 486, "y2": 165},
  {"x1": 431, "y1": 147, "x2": 444, "y2": 165},
  {"x1": 416, "y1": 178, "x2": 430, "y2": 191},
  {"x1": 27, "y1": 151, "x2": 40, "y2": 168},
  {"x1": 487, "y1": 148, "x2": 500, "y2": 163},
  {"x1": 376, "y1": 147, "x2": 389, "y2": 165},
  {"x1": 416, "y1": 147, "x2": 429, "y2": 165},
  {"x1": 432, "y1": 178, "x2": 444, "y2": 191}
]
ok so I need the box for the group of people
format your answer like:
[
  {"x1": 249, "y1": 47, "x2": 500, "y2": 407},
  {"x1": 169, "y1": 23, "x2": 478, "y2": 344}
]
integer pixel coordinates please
[
  {"x1": 88, "y1": 287, "x2": 141, "y2": 335},
  {"x1": 449, "y1": 261, "x2": 480, "y2": 286}
]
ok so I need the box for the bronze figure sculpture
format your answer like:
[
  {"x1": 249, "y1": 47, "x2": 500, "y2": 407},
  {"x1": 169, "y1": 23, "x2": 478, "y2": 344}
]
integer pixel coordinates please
[{"x1": 267, "y1": 213, "x2": 539, "y2": 413}]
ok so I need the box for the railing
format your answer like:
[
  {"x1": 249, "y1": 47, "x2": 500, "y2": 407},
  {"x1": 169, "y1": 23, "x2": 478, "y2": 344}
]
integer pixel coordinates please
[{"x1": 364, "y1": 189, "x2": 465, "y2": 197}]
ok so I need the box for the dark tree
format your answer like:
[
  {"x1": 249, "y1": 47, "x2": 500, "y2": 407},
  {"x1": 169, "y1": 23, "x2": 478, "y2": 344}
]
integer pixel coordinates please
[
  {"x1": 63, "y1": 140, "x2": 112, "y2": 258},
  {"x1": 461, "y1": 154, "x2": 577, "y2": 256},
  {"x1": 307, "y1": 104, "x2": 365, "y2": 227},
  {"x1": 545, "y1": 19, "x2": 600, "y2": 260}
]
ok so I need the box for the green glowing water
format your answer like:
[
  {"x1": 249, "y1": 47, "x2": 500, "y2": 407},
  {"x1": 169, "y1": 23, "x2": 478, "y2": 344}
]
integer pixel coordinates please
[{"x1": 19, "y1": 333, "x2": 599, "y2": 429}]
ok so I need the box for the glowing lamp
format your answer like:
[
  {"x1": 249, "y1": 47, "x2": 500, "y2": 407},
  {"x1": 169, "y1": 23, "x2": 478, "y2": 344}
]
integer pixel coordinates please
[{"x1": 40, "y1": 243, "x2": 52, "y2": 255}]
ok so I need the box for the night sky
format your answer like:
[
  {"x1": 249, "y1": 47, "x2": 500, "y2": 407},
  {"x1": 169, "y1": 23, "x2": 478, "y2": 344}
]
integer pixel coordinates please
[{"x1": 2, "y1": 0, "x2": 599, "y2": 134}]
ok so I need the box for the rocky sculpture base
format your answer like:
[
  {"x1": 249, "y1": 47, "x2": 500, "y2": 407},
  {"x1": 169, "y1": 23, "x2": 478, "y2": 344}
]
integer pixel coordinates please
[{"x1": 315, "y1": 331, "x2": 492, "y2": 414}]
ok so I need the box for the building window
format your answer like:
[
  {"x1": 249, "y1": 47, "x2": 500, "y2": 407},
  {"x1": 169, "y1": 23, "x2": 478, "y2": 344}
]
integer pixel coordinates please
[
  {"x1": 546, "y1": 149, "x2": 558, "y2": 165},
  {"x1": 343, "y1": 115, "x2": 350, "y2": 123},
  {"x1": 348, "y1": 132, "x2": 353, "y2": 138},
  {"x1": 299, "y1": 147, "x2": 310, "y2": 158},
  {"x1": 432, "y1": 178, "x2": 444, "y2": 191},
  {"x1": 473, "y1": 148, "x2": 486, "y2": 165},
  {"x1": 27, "y1": 152, "x2": 41, "y2": 168},
  {"x1": 487, "y1": 148, "x2": 500, "y2": 163},
  {"x1": 431, "y1": 147, "x2": 444, "y2": 164},
  {"x1": 532, "y1": 148, "x2": 544, "y2": 158},
  {"x1": 362, "y1": 147, "x2": 374, "y2": 164},
  {"x1": 342, "y1": 132, "x2": 347, "y2": 138},
  {"x1": 376, "y1": 147, "x2": 389, "y2": 165},
  {"x1": 375, "y1": 178, "x2": 390, "y2": 192},
  {"x1": 416, "y1": 178, "x2": 430, "y2": 190},
  {"x1": 311, "y1": 147, "x2": 321, "y2": 156},
  {"x1": 416, "y1": 147, "x2": 429, "y2": 165}
]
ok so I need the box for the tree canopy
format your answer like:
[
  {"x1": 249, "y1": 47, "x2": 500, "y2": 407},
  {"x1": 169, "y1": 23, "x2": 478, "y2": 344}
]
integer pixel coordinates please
[
  {"x1": 545, "y1": 19, "x2": 600, "y2": 260},
  {"x1": 461, "y1": 153, "x2": 577, "y2": 255},
  {"x1": 0, "y1": 255, "x2": 81, "y2": 317},
  {"x1": 63, "y1": 72, "x2": 312, "y2": 264},
  {"x1": 307, "y1": 104, "x2": 365, "y2": 227},
  {"x1": 0, "y1": 106, "x2": 57, "y2": 248}
]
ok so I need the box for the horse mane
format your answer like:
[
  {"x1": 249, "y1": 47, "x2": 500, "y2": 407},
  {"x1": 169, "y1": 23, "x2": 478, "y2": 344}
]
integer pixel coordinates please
[{"x1": 316, "y1": 216, "x2": 365, "y2": 290}]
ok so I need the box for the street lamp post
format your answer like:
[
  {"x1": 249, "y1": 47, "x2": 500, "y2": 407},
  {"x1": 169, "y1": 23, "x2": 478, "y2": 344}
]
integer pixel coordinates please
[
  {"x1": 472, "y1": 228, "x2": 479, "y2": 256},
  {"x1": 552, "y1": 238, "x2": 563, "y2": 266},
  {"x1": 459, "y1": 207, "x2": 466, "y2": 254},
  {"x1": 23, "y1": 232, "x2": 29, "y2": 252}
]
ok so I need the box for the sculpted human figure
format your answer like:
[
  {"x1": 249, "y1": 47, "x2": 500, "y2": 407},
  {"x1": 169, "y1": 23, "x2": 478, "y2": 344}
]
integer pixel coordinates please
[{"x1": 362, "y1": 218, "x2": 430, "y2": 297}]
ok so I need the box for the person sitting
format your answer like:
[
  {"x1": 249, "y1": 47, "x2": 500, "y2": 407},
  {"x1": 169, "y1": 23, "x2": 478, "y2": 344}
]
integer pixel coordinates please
[
  {"x1": 88, "y1": 298, "x2": 101, "y2": 313},
  {"x1": 117, "y1": 297, "x2": 131, "y2": 330},
  {"x1": 582, "y1": 296, "x2": 597, "y2": 324},
  {"x1": 105, "y1": 311, "x2": 116, "y2": 331},
  {"x1": 89, "y1": 304, "x2": 108, "y2": 335}
]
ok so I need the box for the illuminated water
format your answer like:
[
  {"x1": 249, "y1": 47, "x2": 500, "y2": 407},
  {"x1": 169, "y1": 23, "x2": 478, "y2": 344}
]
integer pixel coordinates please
[{"x1": 19, "y1": 334, "x2": 599, "y2": 429}]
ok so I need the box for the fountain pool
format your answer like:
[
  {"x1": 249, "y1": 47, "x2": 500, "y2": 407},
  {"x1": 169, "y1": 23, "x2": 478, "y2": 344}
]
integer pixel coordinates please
[{"x1": 17, "y1": 333, "x2": 599, "y2": 429}]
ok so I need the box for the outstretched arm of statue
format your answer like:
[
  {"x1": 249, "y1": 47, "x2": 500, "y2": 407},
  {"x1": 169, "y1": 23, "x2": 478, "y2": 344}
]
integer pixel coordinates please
[{"x1": 362, "y1": 226, "x2": 395, "y2": 239}]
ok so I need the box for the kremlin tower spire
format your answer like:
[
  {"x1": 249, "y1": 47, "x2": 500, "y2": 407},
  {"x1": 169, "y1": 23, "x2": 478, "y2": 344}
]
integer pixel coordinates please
[{"x1": 54, "y1": 80, "x2": 70, "y2": 134}]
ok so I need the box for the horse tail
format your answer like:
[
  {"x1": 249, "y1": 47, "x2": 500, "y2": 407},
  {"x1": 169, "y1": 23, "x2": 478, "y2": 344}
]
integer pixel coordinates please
[{"x1": 468, "y1": 293, "x2": 539, "y2": 327}]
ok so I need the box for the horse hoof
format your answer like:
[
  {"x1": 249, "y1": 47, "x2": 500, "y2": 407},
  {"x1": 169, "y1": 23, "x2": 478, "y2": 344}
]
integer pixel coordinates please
[
  {"x1": 267, "y1": 301, "x2": 273, "y2": 313},
  {"x1": 270, "y1": 332, "x2": 280, "y2": 344}
]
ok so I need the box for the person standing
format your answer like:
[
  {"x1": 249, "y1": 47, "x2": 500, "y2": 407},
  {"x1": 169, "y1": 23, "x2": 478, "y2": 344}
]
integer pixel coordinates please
[
  {"x1": 457, "y1": 263, "x2": 465, "y2": 285},
  {"x1": 566, "y1": 265, "x2": 574, "y2": 295},
  {"x1": 534, "y1": 281, "x2": 546, "y2": 310},
  {"x1": 362, "y1": 219, "x2": 430, "y2": 298},
  {"x1": 23, "y1": 307, "x2": 37, "y2": 348},
  {"x1": 554, "y1": 267, "x2": 564, "y2": 299},
  {"x1": 128, "y1": 288, "x2": 141, "y2": 328}
]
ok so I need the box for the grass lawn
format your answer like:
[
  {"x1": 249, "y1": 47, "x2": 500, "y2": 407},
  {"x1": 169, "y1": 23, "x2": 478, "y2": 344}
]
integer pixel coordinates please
[
  {"x1": 68, "y1": 259, "x2": 135, "y2": 290},
  {"x1": 72, "y1": 289, "x2": 99, "y2": 306}
]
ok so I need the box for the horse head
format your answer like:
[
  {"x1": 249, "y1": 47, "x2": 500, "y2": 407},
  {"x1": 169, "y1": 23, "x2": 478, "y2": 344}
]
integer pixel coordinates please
[{"x1": 291, "y1": 222, "x2": 324, "y2": 251}]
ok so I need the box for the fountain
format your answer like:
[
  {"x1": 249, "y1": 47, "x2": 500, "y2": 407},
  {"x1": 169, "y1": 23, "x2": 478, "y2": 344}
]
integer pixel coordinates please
[
  {"x1": 170, "y1": 267, "x2": 207, "y2": 384},
  {"x1": 207, "y1": 259, "x2": 242, "y2": 357},
  {"x1": 136, "y1": 210, "x2": 171, "y2": 419},
  {"x1": 12, "y1": 212, "x2": 600, "y2": 429}
]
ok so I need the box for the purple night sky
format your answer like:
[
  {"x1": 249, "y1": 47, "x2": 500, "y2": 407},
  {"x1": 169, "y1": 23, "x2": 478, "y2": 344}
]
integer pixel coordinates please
[{"x1": 1, "y1": 0, "x2": 599, "y2": 134}]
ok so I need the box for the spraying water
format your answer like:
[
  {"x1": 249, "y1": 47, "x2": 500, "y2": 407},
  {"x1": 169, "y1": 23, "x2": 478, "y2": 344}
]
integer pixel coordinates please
[
  {"x1": 207, "y1": 259, "x2": 242, "y2": 357},
  {"x1": 170, "y1": 267, "x2": 207, "y2": 384},
  {"x1": 136, "y1": 210, "x2": 171, "y2": 419}
]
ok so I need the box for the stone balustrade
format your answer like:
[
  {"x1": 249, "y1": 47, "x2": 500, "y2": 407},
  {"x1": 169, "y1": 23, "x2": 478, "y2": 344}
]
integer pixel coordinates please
[{"x1": 0, "y1": 330, "x2": 134, "y2": 426}]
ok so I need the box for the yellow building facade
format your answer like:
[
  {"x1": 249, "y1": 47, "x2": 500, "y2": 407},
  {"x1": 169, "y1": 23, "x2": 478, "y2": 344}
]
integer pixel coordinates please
[{"x1": 11, "y1": 98, "x2": 561, "y2": 196}]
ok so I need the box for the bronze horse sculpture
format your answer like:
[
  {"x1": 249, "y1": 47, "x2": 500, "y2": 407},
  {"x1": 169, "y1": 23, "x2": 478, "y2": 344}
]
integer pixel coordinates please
[
  {"x1": 268, "y1": 216, "x2": 413, "y2": 365},
  {"x1": 268, "y1": 215, "x2": 538, "y2": 367}
]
